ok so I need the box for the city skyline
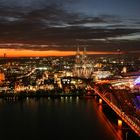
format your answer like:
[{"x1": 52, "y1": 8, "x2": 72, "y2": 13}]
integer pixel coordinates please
[
  {"x1": 0, "y1": 1, "x2": 140, "y2": 139},
  {"x1": 0, "y1": 0, "x2": 140, "y2": 57}
]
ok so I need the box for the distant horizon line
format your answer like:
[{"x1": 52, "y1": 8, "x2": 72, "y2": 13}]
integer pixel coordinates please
[
  {"x1": 0, "y1": 47, "x2": 139, "y2": 57},
  {"x1": 0, "y1": 50, "x2": 126, "y2": 57}
]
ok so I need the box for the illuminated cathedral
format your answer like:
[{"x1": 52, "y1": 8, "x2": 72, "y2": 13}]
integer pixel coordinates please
[{"x1": 73, "y1": 47, "x2": 93, "y2": 78}]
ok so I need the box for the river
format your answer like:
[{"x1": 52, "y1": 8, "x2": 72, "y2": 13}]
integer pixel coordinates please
[{"x1": 0, "y1": 97, "x2": 127, "y2": 140}]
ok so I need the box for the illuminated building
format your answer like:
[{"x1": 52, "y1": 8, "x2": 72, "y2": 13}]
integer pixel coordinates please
[
  {"x1": 122, "y1": 66, "x2": 127, "y2": 73},
  {"x1": 73, "y1": 47, "x2": 93, "y2": 78},
  {"x1": 93, "y1": 70, "x2": 113, "y2": 80},
  {"x1": 0, "y1": 71, "x2": 5, "y2": 83}
]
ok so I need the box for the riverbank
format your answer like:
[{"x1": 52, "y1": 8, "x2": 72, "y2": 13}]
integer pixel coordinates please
[{"x1": 0, "y1": 91, "x2": 95, "y2": 100}]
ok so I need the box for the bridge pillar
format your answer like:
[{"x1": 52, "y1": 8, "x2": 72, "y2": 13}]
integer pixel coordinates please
[
  {"x1": 99, "y1": 98, "x2": 102, "y2": 104},
  {"x1": 118, "y1": 119, "x2": 122, "y2": 128},
  {"x1": 94, "y1": 95, "x2": 97, "y2": 100}
]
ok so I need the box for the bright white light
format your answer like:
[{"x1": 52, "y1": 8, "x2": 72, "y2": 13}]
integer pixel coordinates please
[
  {"x1": 37, "y1": 67, "x2": 48, "y2": 70},
  {"x1": 134, "y1": 76, "x2": 140, "y2": 85}
]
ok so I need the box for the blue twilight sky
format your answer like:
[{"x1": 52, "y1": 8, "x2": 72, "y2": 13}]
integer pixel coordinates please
[
  {"x1": 64, "y1": 0, "x2": 140, "y2": 18},
  {"x1": 0, "y1": 0, "x2": 140, "y2": 17},
  {"x1": 0, "y1": 0, "x2": 140, "y2": 52}
]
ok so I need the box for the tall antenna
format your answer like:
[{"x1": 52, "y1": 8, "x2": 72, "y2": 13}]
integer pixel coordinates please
[{"x1": 4, "y1": 53, "x2": 6, "y2": 58}]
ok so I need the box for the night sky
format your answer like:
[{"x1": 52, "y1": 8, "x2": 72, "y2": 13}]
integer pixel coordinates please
[{"x1": 0, "y1": 0, "x2": 140, "y2": 56}]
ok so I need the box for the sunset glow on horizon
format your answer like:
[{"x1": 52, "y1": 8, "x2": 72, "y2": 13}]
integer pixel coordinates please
[{"x1": 0, "y1": 49, "x2": 123, "y2": 57}]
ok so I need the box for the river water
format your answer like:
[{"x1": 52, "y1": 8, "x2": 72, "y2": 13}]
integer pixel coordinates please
[{"x1": 0, "y1": 97, "x2": 127, "y2": 140}]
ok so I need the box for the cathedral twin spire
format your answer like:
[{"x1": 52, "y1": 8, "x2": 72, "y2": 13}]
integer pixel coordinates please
[
  {"x1": 75, "y1": 47, "x2": 87, "y2": 64},
  {"x1": 74, "y1": 47, "x2": 93, "y2": 78},
  {"x1": 76, "y1": 47, "x2": 87, "y2": 55}
]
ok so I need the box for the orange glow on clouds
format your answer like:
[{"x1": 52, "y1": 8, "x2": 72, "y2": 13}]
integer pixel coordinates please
[{"x1": 0, "y1": 49, "x2": 122, "y2": 57}]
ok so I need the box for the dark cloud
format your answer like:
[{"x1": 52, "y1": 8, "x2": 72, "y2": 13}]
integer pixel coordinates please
[{"x1": 0, "y1": 0, "x2": 140, "y2": 52}]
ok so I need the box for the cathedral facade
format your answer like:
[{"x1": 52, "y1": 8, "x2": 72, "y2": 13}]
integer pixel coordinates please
[{"x1": 73, "y1": 47, "x2": 93, "y2": 78}]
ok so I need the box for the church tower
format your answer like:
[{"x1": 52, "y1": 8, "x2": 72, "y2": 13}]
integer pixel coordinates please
[
  {"x1": 75, "y1": 47, "x2": 81, "y2": 64},
  {"x1": 82, "y1": 47, "x2": 87, "y2": 63}
]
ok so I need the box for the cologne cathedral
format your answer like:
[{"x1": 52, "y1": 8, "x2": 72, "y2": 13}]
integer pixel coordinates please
[{"x1": 73, "y1": 47, "x2": 93, "y2": 78}]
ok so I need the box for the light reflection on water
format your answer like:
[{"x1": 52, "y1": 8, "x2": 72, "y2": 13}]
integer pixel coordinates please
[
  {"x1": 91, "y1": 99, "x2": 122, "y2": 140},
  {"x1": 0, "y1": 97, "x2": 125, "y2": 140}
]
